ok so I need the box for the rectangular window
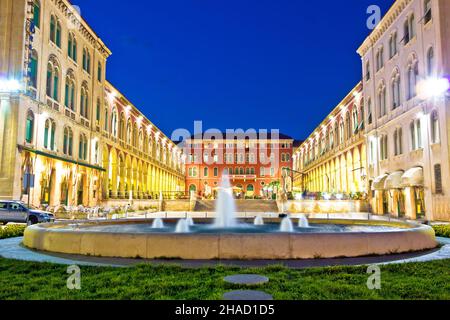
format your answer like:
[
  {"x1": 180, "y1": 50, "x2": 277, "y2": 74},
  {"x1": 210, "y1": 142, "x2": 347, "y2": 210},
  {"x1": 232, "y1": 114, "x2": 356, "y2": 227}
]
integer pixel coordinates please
[
  {"x1": 214, "y1": 167, "x2": 218, "y2": 177},
  {"x1": 434, "y1": 164, "x2": 442, "y2": 194}
]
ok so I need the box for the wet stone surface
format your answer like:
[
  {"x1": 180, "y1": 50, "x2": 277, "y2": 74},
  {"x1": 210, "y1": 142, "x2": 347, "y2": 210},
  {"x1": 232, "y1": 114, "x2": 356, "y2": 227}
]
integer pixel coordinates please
[{"x1": 224, "y1": 274, "x2": 269, "y2": 285}]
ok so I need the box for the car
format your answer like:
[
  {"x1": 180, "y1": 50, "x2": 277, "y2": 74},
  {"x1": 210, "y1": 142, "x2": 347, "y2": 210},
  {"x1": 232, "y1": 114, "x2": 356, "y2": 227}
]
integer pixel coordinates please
[{"x1": 0, "y1": 201, "x2": 55, "y2": 225}]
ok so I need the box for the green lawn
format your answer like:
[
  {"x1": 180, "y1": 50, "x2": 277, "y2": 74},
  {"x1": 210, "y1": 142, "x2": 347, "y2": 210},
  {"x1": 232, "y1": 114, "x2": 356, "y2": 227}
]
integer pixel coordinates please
[{"x1": 0, "y1": 257, "x2": 448, "y2": 300}]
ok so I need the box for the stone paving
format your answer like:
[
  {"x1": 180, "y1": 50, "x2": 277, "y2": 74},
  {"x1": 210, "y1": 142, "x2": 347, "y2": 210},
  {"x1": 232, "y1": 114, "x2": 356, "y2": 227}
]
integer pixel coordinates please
[
  {"x1": 223, "y1": 274, "x2": 269, "y2": 285},
  {"x1": 0, "y1": 237, "x2": 449, "y2": 268}
]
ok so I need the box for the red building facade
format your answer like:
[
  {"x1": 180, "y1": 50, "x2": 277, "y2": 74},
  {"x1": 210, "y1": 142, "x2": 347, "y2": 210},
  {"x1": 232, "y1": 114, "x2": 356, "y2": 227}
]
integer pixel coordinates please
[{"x1": 183, "y1": 132, "x2": 295, "y2": 198}]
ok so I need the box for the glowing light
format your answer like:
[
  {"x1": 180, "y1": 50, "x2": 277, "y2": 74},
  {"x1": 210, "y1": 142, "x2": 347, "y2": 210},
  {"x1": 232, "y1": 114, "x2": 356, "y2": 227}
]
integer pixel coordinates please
[
  {"x1": 417, "y1": 77, "x2": 450, "y2": 99},
  {"x1": 0, "y1": 79, "x2": 21, "y2": 92},
  {"x1": 416, "y1": 111, "x2": 424, "y2": 120},
  {"x1": 294, "y1": 193, "x2": 303, "y2": 200}
]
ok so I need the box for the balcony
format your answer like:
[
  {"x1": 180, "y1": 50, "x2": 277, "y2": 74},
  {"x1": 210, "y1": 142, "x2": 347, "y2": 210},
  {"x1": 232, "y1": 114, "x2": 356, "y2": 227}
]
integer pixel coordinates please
[
  {"x1": 64, "y1": 107, "x2": 76, "y2": 120},
  {"x1": 47, "y1": 97, "x2": 60, "y2": 112},
  {"x1": 229, "y1": 174, "x2": 257, "y2": 181}
]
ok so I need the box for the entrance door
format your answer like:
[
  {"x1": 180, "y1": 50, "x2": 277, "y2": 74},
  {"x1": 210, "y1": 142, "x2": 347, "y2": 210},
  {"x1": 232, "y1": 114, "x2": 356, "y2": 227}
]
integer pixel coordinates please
[{"x1": 415, "y1": 187, "x2": 425, "y2": 218}]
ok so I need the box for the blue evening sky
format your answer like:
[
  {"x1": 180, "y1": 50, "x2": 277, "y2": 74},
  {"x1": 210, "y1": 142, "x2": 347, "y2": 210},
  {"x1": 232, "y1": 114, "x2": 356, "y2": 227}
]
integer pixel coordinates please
[{"x1": 74, "y1": 0, "x2": 393, "y2": 140}]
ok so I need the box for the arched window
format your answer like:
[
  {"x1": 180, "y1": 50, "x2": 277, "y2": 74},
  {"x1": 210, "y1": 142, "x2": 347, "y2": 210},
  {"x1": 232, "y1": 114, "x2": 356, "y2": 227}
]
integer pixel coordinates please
[
  {"x1": 63, "y1": 127, "x2": 73, "y2": 156},
  {"x1": 377, "y1": 84, "x2": 386, "y2": 117},
  {"x1": 247, "y1": 184, "x2": 254, "y2": 192},
  {"x1": 97, "y1": 62, "x2": 102, "y2": 82},
  {"x1": 410, "y1": 119, "x2": 422, "y2": 150},
  {"x1": 133, "y1": 123, "x2": 138, "y2": 147},
  {"x1": 345, "y1": 112, "x2": 351, "y2": 139},
  {"x1": 138, "y1": 129, "x2": 143, "y2": 150},
  {"x1": 44, "y1": 119, "x2": 56, "y2": 151},
  {"x1": 203, "y1": 167, "x2": 208, "y2": 177},
  {"x1": 352, "y1": 107, "x2": 359, "y2": 133},
  {"x1": 339, "y1": 121, "x2": 344, "y2": 144},
  {"x1": 359, "y1": 105, "x2": 365, "y2": 130},
  {"x1": 118, "y1": 113, "x2": 125, "y2": 139},
  {"x1": 389, "y1": 32, "x2": 397, "y2": 58},
  {"x1": 111, "y1": 109, "x2": 118, "y2": 137},
  {"x1": 367, "y1": 98, "x2": 372, "y2": 125},
  {"x1": 64, "y1": 71, "x2": 76, "y2": 110},
  {"x1": 431, "y1": 110, "x2": 440, "y2": 144},
  {"x1": 104, "y1": 106, "x2": 109, "y2": 131},
  {"x1": 126, "y1": 120, "x2": 132, "y2": 145},
  {"x1": 32, "y1": 1, "x2": 40, "y2": 28},
  {"x1": 404, "y1": 14, "x2": 415, "y2": 44},
  {"x1": 427, "y1": 47, "x2": 434, "y2": 76},
  {"x1": 82, "y1": 48, "x2": 91, "y2": 74},
  {"x1": 25, "y1": 111, "x2": 34, "y2": 143},
  {"x1": 68, "y1": 33, "x2": 77, "y2": 62},
  {"x1": 329, "y1": 129, "x2": 334, "y2": 149},
  {"x1": 46, "y1": 58, "x2": 60, "y2": 101},
  {"x1": 391, "y1": 70, "x2": 401, "y2": 109},
  {"x1": 394, "y1": 127, "x2": 403, "y2": 156},
  {"x1": 96, "y1": 98, "x2": 101, "y2": 123},
  {"x1": 50, "y1": 15, "x2": 61, "y2": 47},
  {"x1": 29, "y1": 50, "x2": 38, "y2": 89},
  {"x1": 424, "y1": 0, "x2": 432, "y2": 24},
  {"x1": 80, "y1": 83, "x2": 89, "y2": 119},
  {"x1": 365, "y1": 61, "x2": 371, "y2": 81},
  {"x1": 78, "y1": 134, "x2": 88, "y2": 160},
  {"x1": 406, "y1": 60, "x2": 418, "y2": 100}
]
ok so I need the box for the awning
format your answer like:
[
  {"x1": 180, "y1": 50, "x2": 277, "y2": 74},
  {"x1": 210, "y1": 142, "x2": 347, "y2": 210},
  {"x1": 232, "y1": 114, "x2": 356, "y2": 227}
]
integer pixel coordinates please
[
  {"x1": 384, "y1": 171, "x2": 404, "y2": 189},
  {"x1": 401, "y1": 167, "x2": 424, "y2": 187},
  {"x1": 372, "y1": 174, "x2": 388, "y2": 190},
  {"x1": 18, "y1": 145, "x2": 106, "y2": 172}
]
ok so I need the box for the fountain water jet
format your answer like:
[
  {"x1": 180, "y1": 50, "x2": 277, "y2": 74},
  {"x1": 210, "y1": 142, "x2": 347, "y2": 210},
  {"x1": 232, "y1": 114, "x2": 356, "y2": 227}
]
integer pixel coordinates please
[
  {"x1": 280, "y1": 217, "x2": 294, "y2": 232},
  {"x1": 298, "y1": 215, "x2": 309, "y2": 228},
  {"x1": 254, "y1": 216, "x2": 264, "y2": 226},
  {"x1": 175, "y1": 219, "x2": 190, "y2": 233},
  {"x1": 152, "y1": 218, "x2": 164, "y2": 229},
  {"x1": 214, "y1": 174, "x2": 237, "y2": 228},
  {"x1": 186, "y1": 217, "x2": 195, "y2": 226}
]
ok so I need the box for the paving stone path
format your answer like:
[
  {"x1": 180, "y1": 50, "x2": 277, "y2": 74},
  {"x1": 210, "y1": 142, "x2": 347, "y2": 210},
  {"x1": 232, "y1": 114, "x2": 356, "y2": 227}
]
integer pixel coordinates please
[
  {"x1": 1, "y1": 237, "x2": 449, "y2": 268},
  {"x1": 224, "y1": 274, "x2": 269, "y2": 286}
]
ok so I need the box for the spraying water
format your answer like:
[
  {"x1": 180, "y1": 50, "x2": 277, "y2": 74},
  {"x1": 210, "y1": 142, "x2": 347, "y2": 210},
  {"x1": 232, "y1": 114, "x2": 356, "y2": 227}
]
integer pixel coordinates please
[
  {"x1": 254, "y1": 216, "x2": 264, "y2": 226},
  {"x1": 186, "y1": 217, "x2": 195, "y2": 226},
  {"x1": 152, "y1": 218, "x2": 164, "y2": 229},
  {"x1": 175, "y1": 219, "x2": 190, "y2": 233},
  {"x1": 298, "y1": 215, "x2": 309, "y2": 228},
  {"x1": 280, "y1": 217, "x2": 294, "y2": 232},
  {"x1": 214, "y1": 174, "x2": 237, "y2": 228}
]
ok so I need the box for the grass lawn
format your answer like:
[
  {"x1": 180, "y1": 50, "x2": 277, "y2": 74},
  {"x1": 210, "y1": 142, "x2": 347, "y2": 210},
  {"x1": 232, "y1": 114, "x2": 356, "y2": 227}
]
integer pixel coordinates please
[{"x1": 0, "y1": 257, "x2": 449, "y2": 300}]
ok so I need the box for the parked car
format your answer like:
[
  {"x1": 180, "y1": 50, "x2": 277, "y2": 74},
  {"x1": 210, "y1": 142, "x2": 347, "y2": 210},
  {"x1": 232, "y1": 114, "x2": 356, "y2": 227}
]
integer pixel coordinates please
[{"x1": 0, "y1": 201, "x2": 55, "y2": 225}]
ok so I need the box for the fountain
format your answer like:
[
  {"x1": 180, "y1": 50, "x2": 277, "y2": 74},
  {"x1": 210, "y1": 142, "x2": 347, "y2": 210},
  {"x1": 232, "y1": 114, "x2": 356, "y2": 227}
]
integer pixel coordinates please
[
  {"x1": 254, "y1": 216, "x2": 264, "y2": 226},
  {"x1": 213, "y1": 174, "x2": 237, "y2": 228},
  {"x1": 298, "y1": 215, "x2": 309, "y2": 228},
  {"x1": 23, "y1": 172, "x2": 438, "y2": 260},
  {"x1": 186, "y1": 217, "x2": 195, "y2": 226},
  {"x1": 280, "y1": 217, "x2": 294, "y2": 232},
  {"x1": 175, "y1": 219, "x2": 190, "y2": 233},
  {"x1": 152, "y1": 218, "x2": 164, "y2": 229}
]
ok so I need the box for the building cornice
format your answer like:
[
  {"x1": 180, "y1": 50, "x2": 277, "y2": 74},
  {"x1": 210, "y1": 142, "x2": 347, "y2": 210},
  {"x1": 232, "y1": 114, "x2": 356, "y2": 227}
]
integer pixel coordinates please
[
  {"x1": 357, "y1": 0, "x2": 412, "y2": 57},
  {"x1": 51, "y1": 0, "x2": 112, "y2": 59}
]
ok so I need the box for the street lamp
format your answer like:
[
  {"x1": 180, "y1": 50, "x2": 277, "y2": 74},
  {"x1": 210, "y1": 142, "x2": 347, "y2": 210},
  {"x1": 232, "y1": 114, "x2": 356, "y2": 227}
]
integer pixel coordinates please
[
  {"x1": 0, "y1": 78, "x2": 22, "y2": 93},
  {"x1": 417, "y1": 77, "x2": 449, "y2": 100}
]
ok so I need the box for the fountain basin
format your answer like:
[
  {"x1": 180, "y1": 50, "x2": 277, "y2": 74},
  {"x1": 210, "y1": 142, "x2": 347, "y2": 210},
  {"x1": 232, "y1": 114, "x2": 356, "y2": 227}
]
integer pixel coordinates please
[{"x1": 23, "y1": 218, "x2": 438, "y2": 260}]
